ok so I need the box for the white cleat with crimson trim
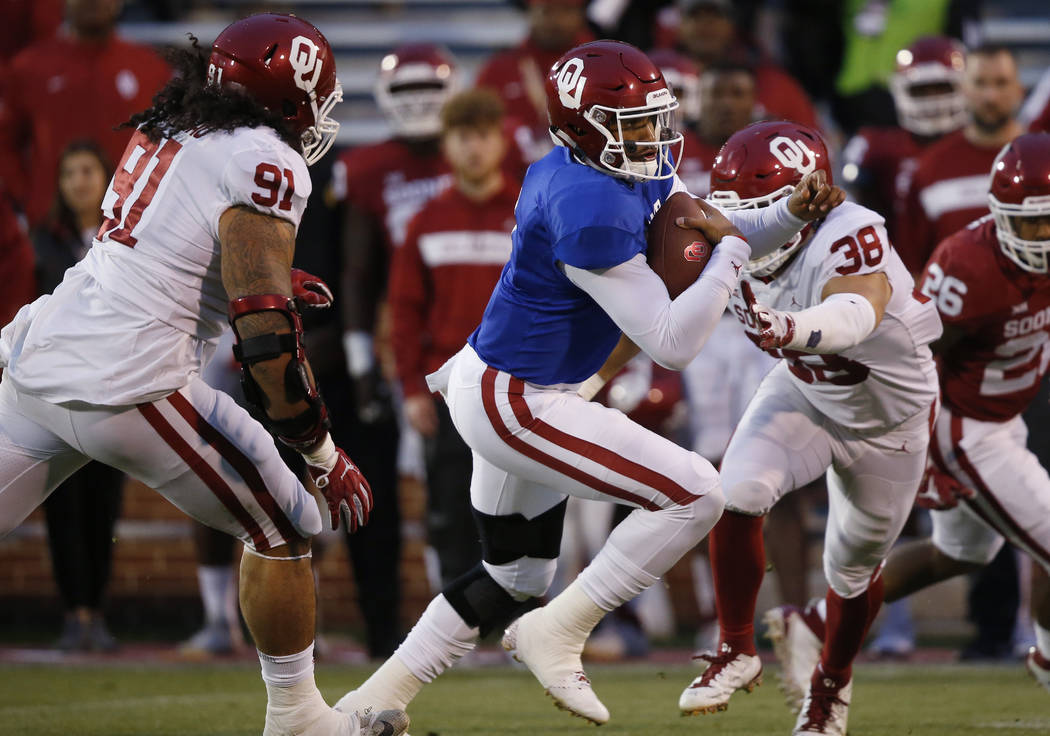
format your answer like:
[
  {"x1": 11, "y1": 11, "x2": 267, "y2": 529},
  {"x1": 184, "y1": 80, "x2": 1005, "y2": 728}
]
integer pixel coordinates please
[
  {"x1": 502, "y1": 608, "x2": 610, "y2": 725},
  {"x1": 678, "y1": 643, "x2": 762, "y2": 715},
  {"x1": 1026, "y1": 647, "x2": 1050, "y2": 693},
  {"x1": 793, "y1": 673, "x2": 851, "y2": 736},
  {"x1": 264, "y1": 689, "x2": 409, "y2": 736},
  {"x1": 764, "y1": 603, "x2": 824, "y2": 713}
]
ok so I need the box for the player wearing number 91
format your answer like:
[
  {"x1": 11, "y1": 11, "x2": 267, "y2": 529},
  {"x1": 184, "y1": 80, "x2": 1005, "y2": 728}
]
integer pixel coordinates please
[
  {"x1": 678, "y1": 121, "x2": 942, "y2": 736},
  {"x1": 0, "y1": 13, "x2": 409, "y2": 736},
  {"x1": 763, "y1": 132, "x2": 1050, "y2": 702}
]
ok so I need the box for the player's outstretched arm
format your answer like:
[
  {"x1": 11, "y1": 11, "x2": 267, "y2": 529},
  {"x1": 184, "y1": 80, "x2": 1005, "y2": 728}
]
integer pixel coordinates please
[
  {"x1": 578, "y1": 334, "x2": 641, "y2": 400},
  {"x1": 713, "y1": 170, "x2": 846, "y2": 260},
  {"x1": 741, "y1": 271, "x2": 890, "y2": 353},
  {"x1": 219, "y1": 206, "x2": 373, "y2": 533}
]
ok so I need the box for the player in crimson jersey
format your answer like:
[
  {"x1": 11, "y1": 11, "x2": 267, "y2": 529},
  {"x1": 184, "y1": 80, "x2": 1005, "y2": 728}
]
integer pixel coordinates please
[
  {"x1": 841, "y1": 37, "x2": 967, "y2": 246},
  {"x1": 336, "y1": 41, "x2": 841, "y2": 727},
  {"x1": 767, "y1": 133, "x2": 1050, "y2": 699},
  {"x1": 678, "y1": 121, "x2": 941, "y2": 736},
  {"x1": 0, "y1": 14, "x2": 408, "y2": 736},
  {"x1": 895, "y1": 44, "x2": 1026, "y2": 274}
]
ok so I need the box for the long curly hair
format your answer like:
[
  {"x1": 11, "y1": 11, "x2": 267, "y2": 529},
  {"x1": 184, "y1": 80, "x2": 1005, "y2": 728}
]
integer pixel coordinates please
[{"x1": 123, "y1": 36, "x2": 300, "y2": 150}]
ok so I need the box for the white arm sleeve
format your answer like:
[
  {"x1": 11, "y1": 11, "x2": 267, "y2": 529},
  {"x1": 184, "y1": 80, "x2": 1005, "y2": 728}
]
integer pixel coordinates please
[
  {"x1": 670, "y1": 174, "x2": 807, "y2": 261},
  {"x1": 564, "y1": 236, "x2": 751, "y2": 371},
  {"x1": 783, "y1": 292, "x2": 878, "y2": 354}
]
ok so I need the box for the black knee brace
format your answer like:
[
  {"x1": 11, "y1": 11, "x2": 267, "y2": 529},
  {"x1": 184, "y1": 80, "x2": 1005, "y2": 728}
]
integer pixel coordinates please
[
  {"x1": 443, "y1": 564, "x2": 535, "y2": 637},
  {"x1": 472, "y1": 499, "x2": 568, "y2": 565}
]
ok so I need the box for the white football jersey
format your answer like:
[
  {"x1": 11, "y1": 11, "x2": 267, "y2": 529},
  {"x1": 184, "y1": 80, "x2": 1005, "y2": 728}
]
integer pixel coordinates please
[
  {"x1": 4, "y1": 125, "x2": 310, "y2": 405},
  {"x1": 728, "y1": 201, "x2": 942, "y2": 432}
]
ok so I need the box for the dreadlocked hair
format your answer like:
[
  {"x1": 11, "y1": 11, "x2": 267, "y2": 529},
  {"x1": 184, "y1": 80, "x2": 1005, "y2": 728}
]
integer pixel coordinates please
[{"x1": 122, "y1": 35, "x2": 300, "y2": 150}]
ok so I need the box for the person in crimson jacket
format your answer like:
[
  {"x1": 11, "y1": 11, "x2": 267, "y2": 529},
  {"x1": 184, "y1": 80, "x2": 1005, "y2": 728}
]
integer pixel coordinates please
[
  {"x1": 389, "y1": 89, "x2": 520, "y2": 586},
  {"x1": 674, "y1": 0, "x2": 819, "y2": 131},
  {"x1": 895, "y1": 44, "x2": 1025, "y2": 276},
  {"x1": 475, "y1": 0, "x2": 594, "y2": 164},
  {"x1": 0, "y1": 0, "x2": 170, "y2": 225}
]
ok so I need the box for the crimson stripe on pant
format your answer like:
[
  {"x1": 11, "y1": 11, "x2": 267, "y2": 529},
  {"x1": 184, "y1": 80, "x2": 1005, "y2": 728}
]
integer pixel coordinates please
[
  {"x1": 481, "y1": 367, "x2": 663, "y2": 511},
  {"x1": 950, "y1": 413, "x2": 1050, "y2": 566},
  {"x1": 166, "y1": 391, "x2": 298, "y2": 544},
  {"x1": 504, "y1": 376, "x2": 701, "y2": 506},
  {"x1": 138, "y1": 401, "x2": 271, "y2": 551}
]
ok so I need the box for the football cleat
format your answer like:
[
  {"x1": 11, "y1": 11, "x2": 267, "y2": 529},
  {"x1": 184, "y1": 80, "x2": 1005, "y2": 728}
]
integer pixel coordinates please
[
  {"x1": 502, "y1": 608, "x2": 610, "y2": 725},
  {"x1": 793, "y1": 673, "x2": 851, "y2": 736},
  {"x1": 1025, "y1": 647, "x2": 1050, "y2": 693},
  {"x1": 678, "y1": 643, "x2": 762, "y2": 715},
  {"x1": 265, "y1": 695, "x2": 409, "y2": 736},
  {"x1": 764, "y1": 604, "x2": 824, "y2": 713}
]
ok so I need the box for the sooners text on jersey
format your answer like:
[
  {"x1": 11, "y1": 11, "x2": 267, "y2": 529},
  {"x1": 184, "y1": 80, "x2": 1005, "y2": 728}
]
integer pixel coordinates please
[
  {"x1": 729, "y1": 201, "x2": 942, "y2": 432},
  {"x1": 921, "y1": 216, "x2": 1050, "y2": 422}
]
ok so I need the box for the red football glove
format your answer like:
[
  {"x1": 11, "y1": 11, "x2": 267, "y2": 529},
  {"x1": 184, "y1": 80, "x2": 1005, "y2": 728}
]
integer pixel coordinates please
[
  {"x1": 915, "y1": 464, "x2": 973, "y2": 510},
  {"x1": 304, "y1": 438, "x2": 373, "y2": 532},
  {"x1": 741, "y1": 280, "x2": 796, "y2": 349},
  {"x1": 291, "y1": 268, "x2": 334, "y2": 309}
]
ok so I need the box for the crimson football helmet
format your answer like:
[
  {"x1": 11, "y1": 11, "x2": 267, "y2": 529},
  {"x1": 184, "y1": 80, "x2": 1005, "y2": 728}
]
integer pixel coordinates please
[
  {"x1": 375, "y1": 43, "x2": 458, "y2": 139},
  {"x1": 890, "y1": 36, "x2": 967, "y2": 137},
  {"x1": 208, "y1": 13, "x2": 342, "y2": 165},
  {"x1": 988, "y1": 133, "x2": 1050, "y2": 274},
  {"x1": 709, "y1": 120, "x2": 832, "y2": 276},
  {"x1": 546, "y1": 40, "x2": 683, "y2": 181},
  {"x1": 648, "y1": 48, "x2": 701, "y2": 125}
]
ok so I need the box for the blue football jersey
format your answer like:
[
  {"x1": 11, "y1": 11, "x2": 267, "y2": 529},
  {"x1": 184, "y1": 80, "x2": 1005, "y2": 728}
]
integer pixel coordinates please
[{"x1": 469, "y1": 147, "x2": 674, "y2": 385}]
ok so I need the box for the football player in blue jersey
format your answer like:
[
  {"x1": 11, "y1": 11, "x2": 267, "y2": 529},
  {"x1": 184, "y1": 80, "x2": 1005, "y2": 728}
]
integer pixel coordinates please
[{"x1": 337, "y1": 40, "x2": 844, "y2": 725}]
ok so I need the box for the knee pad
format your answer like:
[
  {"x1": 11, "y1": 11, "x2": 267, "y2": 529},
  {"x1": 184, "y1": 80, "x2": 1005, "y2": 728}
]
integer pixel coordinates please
[
  {"x1": 723, "y1": 478, "x2": 779, "y2": 516},
  {"x1": 443, "y1": 563, "x2": 536, "y2": 637},
  {"x1": 484, "y1": 556, "x2": 558, "y2": 600},
  {"x1": 473, "y1": 499, "x2": 567, "y2": 565}
]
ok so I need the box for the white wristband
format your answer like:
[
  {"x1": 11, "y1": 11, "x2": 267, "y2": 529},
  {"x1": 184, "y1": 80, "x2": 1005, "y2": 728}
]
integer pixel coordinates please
[
  {"x1": 342, "y1": 330, "x2": 375, "y2": 378},
  {"x1": 784, "y1": 292, "x2": 878, "y2": 353},
  {"x1": 301, "y1": 433, "x2": 336, "y2": 470},
  {"x1": 577, "y1": 374, "x2": 607, "y2": 401}
]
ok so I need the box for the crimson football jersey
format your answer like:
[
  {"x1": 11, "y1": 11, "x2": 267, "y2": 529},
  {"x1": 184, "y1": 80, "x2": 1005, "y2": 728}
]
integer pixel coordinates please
[
  {"x1": 895, "y1": 130, "x2": 1001, "y2": 273},
  {"x1": 389, "y1": 180, "x2": 518, "y2": 397},
  {"x1": 841, "y1": 126, "x2": 925, "y2": 244},
  {"x1": 920, "y1": 216, "x2": 1050, "y2": 422},
  {"x1": 331, "y1": 139, "x2": 451, "y2": 250},
  {"x1": 0, "y1": 33, "x2": 171, "y2": 225}
]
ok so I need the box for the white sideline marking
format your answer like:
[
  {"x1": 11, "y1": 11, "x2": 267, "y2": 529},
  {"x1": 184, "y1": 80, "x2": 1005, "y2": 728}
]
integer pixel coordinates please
[{"x1": 978, "y1": 720, "x2": 1050, "y2": 730}]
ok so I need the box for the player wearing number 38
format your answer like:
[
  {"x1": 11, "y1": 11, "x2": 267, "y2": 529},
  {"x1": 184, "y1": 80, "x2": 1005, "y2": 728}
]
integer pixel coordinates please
[
  {"x1": 677, "y1": 121, "x2": 942, "y2": 736},
  {"x1": 0, "y1": 13, "x2": 408, "y2": 736}
]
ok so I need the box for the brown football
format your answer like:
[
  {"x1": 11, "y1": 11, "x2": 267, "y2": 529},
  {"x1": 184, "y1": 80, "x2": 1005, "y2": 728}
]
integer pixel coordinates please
[{"x1": 646, "y1": 191, "x2": 714, "y2": 299}]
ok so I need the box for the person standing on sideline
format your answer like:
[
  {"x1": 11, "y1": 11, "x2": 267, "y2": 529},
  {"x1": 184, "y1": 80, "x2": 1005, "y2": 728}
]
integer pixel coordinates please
[
  {"x1": 32, "y1": 140, "x2": 125, "y2": 652},
  {"x1": 389, "y1": 89, "x2": 519, "y2": 587}
]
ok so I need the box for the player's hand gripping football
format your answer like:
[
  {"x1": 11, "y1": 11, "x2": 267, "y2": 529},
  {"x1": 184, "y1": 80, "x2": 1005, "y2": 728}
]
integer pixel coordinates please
[
  {"x1": 291, "y1": 268, "x2": 334, "y2": 309},
  {"x1": 787, "y1": 169, "x2": 846, "y2": 221},
  {"x1": 915, "y1": 464, "x2": 974, "y2": 510},
  {"x1": 303, "y1": 437, "x2": 374, "y2": 532},
  {"x1": 740, "y1": 281, "x2": 796, "y2": 349},
  {"x1": 675, "y1": 198, "x2": 745, "y2": 244}
]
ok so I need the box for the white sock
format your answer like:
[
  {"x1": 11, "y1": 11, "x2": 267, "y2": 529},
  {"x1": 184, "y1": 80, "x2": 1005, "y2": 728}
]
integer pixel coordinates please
[
  {"x1": 577, "y1": 543, "x2": 659, "y2": 611},
  {"x1": 393, "y1": 595, "x2": 479, "y2": 684},
  {"x1": 198, "y1": 565, "x2": 234, "y2": 626},
  {"x1": 544, "y1": 579, "x2": 609, "y2": 642},
  {"x1": 1035, "y1": 623, "x2": 1050, "y2": 659},
  {"x1": 259, "y1": 642, "x2": 315, "y2": 688}
]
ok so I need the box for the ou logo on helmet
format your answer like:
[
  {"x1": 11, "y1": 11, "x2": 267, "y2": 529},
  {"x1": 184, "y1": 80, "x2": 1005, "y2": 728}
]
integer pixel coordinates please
[
  {"x1": 557, "y1": 57, "x2": 587, "y2": 110},
  {"x1": 769, "y1": 135, "x2": 817, "y2": 176},
  {"x1": 290, "y1": 35, "x2": 323, "y2": 94}
]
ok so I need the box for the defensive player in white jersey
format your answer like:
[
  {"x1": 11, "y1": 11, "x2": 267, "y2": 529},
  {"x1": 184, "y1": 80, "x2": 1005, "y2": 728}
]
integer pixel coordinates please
[
  {"x1": 0, "y1": 14, "x2": 408, "y2": 736},
  {"x1": 335, "y1": 41, "x2": 844, "y2": 727},
  {"x1": 767, "y1": 132, "x2": 1050, "y2": 698},
  {"x1": 677, "y1": 121, "x2": 941, "y2": 736}
]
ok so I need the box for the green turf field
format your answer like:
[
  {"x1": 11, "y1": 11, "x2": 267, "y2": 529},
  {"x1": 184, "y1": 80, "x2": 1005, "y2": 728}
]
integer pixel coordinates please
[{"x1": 0, "y1": 661, "x2": 1046, "y2": 735}]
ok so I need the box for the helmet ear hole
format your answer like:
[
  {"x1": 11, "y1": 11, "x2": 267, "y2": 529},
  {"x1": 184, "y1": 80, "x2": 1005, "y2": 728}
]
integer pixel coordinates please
[{"x1": 282, "y1": 100, "x2": 297, "y2": 118}]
